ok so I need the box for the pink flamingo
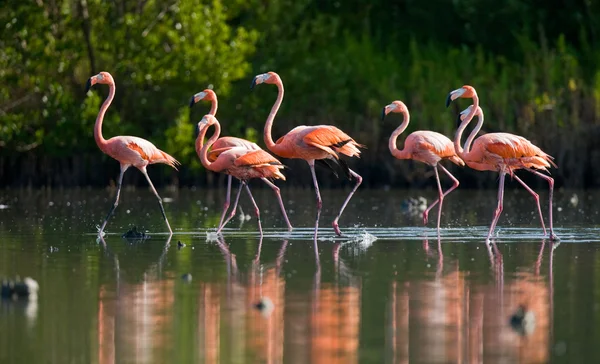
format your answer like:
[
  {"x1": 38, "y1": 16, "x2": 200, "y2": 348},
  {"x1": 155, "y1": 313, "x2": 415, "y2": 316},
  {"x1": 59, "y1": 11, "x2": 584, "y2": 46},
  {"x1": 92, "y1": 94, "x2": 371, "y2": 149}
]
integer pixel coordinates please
[
  {"x1": 86, "y1": 71, "x2": 179, "y2": 235},
  {"x1": 196, "y1": 114, "x2": 288, "y2": 236},
  {"x1": 251, "y1": 72, "x2": 364, "y2": 236},
  {"x1": 190, "y1": 89, "x2": 292, "y2": 232},
  {"x1": 382, "y1": 100, "x2": 464, "y2": 233},
  {"x1": 447, "y1": 86, "x2": 558, "y2": 242}
]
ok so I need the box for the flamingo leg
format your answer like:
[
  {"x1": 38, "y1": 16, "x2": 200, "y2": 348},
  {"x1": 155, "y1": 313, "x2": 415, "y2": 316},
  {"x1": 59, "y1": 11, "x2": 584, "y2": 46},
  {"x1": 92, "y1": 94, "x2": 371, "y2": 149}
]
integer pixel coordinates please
[
  {"x1": 487, "y1": 172, "x2": 506, "y2": 243},
  {"x1": 261, "y1": 177, "x2": 293, "y2": 231},
  {"x1": 423, "y1": 164, "x2": 460, "y2": 227},
  {"x1": 99, "y1": 164, "x2": 129, "y2": 234},
  {"x1": 308, "y1": 160, "x2": 322, "y2": 239},
  {"x1": 217, "y1": 175, "x2": 233, "y2": 231},
  {"x1": 525, "y1": 168, "x2": 558, "y2": 240},
  {"x1": 218, "y1": 181, "x2": 243, "y2": 233},
  {"x1": 332, "y1": 169, "x2": 363, "y2": 236},
  {"x1": 511, "y1": 174, "x2": 546, "y2": 236},
  {"x1": 140, "y1": 167, "x2": 173, "y2": 235},
  {"x1": 243, "y1": 183, "x2": 263, "y2": 237}
]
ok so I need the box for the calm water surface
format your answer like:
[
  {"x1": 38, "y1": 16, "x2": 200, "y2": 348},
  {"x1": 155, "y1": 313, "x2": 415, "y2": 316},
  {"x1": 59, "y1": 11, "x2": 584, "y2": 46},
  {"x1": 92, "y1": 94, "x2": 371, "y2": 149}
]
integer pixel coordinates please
[{"x1": 1, "y1": 187, "x2": 600, "y2": 363}]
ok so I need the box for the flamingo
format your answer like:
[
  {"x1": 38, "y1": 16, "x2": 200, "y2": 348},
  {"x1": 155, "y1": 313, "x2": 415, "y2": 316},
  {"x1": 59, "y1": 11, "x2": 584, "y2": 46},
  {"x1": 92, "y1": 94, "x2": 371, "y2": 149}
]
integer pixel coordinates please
[
  {"x1": 381, "y1": 100, "x2": 464, "y2": 233},
  {"x1": 86, "y1": 71, "x2": 179, "y2": 235},
  {"x1": 195, "y1": 114, "x2": 287, "y2": 236},
  {"x1": 190, "y1": 89, "x2": 292, "y2": 232},
  {"x1": 251, "y1": 71, "x2": 364, "y2": 237},
  {"x1": 447, "y1": 86, "x2": 558, "y2": 242}
]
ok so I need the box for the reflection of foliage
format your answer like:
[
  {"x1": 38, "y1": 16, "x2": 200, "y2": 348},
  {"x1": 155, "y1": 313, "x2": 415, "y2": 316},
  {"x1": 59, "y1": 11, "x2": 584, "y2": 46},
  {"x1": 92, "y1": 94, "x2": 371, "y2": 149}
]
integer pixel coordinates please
[{"x1": 2, "y1": 0, "x2": 600, "y2": 187}]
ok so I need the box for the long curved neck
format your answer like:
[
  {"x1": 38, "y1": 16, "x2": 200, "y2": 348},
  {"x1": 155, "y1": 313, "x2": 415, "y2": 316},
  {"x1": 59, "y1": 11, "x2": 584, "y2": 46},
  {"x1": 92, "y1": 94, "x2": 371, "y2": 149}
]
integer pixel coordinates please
[
  {"x1": 465, "y1": 93, "x2": 479, "y2": 121},
  {"x1": 94, "y1": 82, "x2": 114, "y2": 149},
  {"x1": 196, "y1": 121, "x2": 221, "y2": 170},
  {"x1": 209, "y1": 97, "x2": 218, "y2": 116},
  {"x1": 454, "y1": 109, "x2": 484, "y2": 157},
  {"x1": 264, "y1": 80, "x2": 284, "y2": 150},
  {"x1": 388, "y1": 110, "x2": 411, "y2": 159}
]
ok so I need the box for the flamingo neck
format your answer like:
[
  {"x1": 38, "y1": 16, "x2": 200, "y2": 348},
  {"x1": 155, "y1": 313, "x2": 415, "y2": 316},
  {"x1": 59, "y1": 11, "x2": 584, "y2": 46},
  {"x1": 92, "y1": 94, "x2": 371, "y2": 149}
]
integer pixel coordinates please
[
  {"x1": 264, "y1": 79, "x2": 283, "y2": 151},
  {"x1": 209, "y1": 97, "x2": 218, "y2": 116},
  {"x1": 454, "y1": 109, "x2": 484, "y2": 158},
  {"x1": 197, "y1": 121, "x2": 221, "y2": 170},
  {"x1": 465, "y1": 93, "x2": 479, "y2": 121},
  {"x1": 388, "y1": 110, "x2": 411, "y2": 159},
  {"x1": 94, "y1": 82, "x2": 114, "y2": 150},
  {"x1": 463, "y1": 109, "x2": 484, "y2": 153}
]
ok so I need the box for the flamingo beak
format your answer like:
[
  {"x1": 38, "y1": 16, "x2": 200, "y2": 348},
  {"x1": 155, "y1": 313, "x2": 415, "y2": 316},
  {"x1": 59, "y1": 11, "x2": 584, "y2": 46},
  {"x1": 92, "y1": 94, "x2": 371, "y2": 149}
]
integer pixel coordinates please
[
  {"x1": 250, "y1": 75, "x2": 259, "y2": 90},
  {"x1": 380, "y1": 107, "x2": 387, "y2": 121},
  {"x1": 446, "y1": 88, "x2": 466, "y2": 108},
  {"x1": 189, "y1": 96, "x2": 196, "y2": 108},
  {"x1": 445, "y1": 93, "x2": 453, "y2": 108},
  {"x1": 85, "y1": 78, "x2": 93, "y2": 93}
]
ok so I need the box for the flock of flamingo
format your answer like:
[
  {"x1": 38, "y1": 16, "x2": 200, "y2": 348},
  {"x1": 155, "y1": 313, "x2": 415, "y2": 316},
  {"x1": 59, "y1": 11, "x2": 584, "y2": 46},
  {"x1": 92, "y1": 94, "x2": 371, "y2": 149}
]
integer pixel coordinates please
[{"x1": 86, "y1": 71, "x2": 558, "y2": 243}]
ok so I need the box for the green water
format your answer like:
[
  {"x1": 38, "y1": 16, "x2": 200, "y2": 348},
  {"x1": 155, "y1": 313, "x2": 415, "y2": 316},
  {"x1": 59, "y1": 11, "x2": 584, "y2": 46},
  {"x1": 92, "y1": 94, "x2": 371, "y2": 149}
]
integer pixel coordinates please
[{"x1": 0, "y1": 187, "x2": 599, "y2": 363}]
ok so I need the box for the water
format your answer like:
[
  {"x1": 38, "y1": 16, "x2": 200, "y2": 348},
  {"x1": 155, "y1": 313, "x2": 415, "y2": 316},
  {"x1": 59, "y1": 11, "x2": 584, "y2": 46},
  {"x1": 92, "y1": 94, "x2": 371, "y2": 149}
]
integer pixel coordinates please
[{"x1": 1, "y1": 187, "x2": 599, "y2": 363}]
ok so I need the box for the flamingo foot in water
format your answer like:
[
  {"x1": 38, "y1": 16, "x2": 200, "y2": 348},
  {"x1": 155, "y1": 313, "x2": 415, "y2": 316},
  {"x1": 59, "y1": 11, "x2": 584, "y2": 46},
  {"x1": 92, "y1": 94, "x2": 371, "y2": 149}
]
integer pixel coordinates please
[{"x1": 332, "y1": 219, "x2": 342, "y2": 236}]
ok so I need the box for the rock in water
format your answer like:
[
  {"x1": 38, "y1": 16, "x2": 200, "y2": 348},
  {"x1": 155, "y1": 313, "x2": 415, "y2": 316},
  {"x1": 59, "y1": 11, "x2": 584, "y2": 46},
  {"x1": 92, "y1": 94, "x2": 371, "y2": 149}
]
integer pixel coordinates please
[{"x1": 1, "y1": 277, "x2": 39, "y2": 300}]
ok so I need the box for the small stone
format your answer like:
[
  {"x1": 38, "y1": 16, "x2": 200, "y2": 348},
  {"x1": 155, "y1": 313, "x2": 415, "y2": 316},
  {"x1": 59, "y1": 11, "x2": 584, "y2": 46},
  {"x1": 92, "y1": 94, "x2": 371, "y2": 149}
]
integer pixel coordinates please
[
  {"x1": 181, "y1": 273, "x2": 192, "y2": 282},
  {"x1": 254, "y1": 296, "x2": 274, "y2": 317}
]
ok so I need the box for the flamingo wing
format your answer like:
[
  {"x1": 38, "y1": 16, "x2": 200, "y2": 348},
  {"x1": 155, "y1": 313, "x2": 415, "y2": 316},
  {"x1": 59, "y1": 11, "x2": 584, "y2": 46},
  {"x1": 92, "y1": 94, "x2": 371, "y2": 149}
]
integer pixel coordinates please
[
  {"x1": 302, "y1": 126, "x2": 363, "y2": 158},
  {"x1": 234, "y1": 149, "x2": 283, "y2": 167},
  {"x1": 209, "y1": 137, "x2": 260, "y2": 162},
  {"x1": 117, "y1": 136, "x2": 180, "y2": 168}
]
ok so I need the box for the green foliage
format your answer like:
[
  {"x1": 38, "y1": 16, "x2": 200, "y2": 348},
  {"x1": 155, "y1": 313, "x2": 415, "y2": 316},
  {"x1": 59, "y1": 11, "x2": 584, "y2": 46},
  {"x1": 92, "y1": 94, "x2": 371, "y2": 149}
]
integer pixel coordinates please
[{"x1": 2, "y1": 0, "x2": 600, "y2": 187}]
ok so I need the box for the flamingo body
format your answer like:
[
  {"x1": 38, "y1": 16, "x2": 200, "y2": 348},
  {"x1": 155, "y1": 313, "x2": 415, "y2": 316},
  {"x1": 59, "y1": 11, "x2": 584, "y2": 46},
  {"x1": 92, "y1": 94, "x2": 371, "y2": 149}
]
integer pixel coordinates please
[
  {"x1": 86, "y1": 71, "x2": 178, "y2": 235},
  {"x1": 252, "y1": 71, "x2": 364, "y2": 237},
  {"x1": 448, "y1": 87, "x2": 558, "y2": 242},
  {"x1": 401, "y1": 131, "x2": 464, "y2": 166},
  {"x1": 196, "y1": 114, "x2": 288, "y2": 235},
  {"x1": 382, "y1": 100, "x2": 463, "y2": 233},
  {"x1": 207, "y1": 147, "x2": 286, "y2": 181},
  {"x1": 103, "y1": 136, "x2": 180, "y2": 169},
  {"x1": 465, "y1": 132, "x2": 555, "y2": 173},
  {"x1": 271, "y1": 125, "x2": 363, "y2": 160},
  {"x1": 190, "y1": 88, "x2": 292, "y2": 232}
]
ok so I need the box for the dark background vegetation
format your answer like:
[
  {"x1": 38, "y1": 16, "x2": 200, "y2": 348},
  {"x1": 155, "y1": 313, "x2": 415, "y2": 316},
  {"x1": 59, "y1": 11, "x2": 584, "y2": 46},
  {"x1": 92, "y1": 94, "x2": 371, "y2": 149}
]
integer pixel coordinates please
[{"x1": 2, "y1": 0, "x2": 600, "y2": 189}]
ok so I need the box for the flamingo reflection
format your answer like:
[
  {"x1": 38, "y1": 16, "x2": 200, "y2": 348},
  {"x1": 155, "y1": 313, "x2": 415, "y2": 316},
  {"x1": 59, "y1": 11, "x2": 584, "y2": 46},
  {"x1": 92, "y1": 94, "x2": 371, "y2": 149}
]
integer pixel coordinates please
[{"x1": 387, "y1": 239, "x2": 557, "y2": 363}]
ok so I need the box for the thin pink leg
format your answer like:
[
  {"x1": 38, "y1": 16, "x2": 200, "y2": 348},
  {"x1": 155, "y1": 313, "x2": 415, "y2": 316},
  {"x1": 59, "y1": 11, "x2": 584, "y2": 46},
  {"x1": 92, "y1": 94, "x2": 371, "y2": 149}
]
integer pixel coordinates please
[
  {"x1": 423, "y1": 164, "x2": 460, "y2": 227},
  {"x1": 140, "y1": 167, "x2": 173, "y2": 235},
  {"x1": 217, "y1": 175, "x2": 233, "y2": 231},
  {"x1": 308, "y1": 160, "x2": 322, "y2": 239},
  {"x1": 218, "y1": 181, "x2": 243, "y2": 233},
  {"x1": 99, "y1": 164, "x2": 129, "y2": 234},
  {"x1": 243, "y1": 183, "x2": 263, "y2": 237},
  {"x1": 261, "y1": 177, "x2": 293, "y2": 231},
  {"x1": 512, "y1": 174, "x2": 546, "y2": 236},
  {"x1": 526, "y1": 168, "x2": 558, "y2": 240},
  {"x1": 487, "y1": 172, "x2": 506, "y2": 243},
  {"x1": 332, "y1": 169, "x2": 363, "y2": 236}
]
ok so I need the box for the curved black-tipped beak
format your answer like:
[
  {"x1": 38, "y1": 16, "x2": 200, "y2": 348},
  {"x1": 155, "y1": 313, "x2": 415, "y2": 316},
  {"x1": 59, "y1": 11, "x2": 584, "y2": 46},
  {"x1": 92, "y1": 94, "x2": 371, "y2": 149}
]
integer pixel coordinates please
[
  {"x1": 250, "y1": 76, "x2": 258, "y2": 90},
  {"x1": 195, "y1": 123, "x2": 200, "y2": 139},
  {"x1": 85, "y1": 78, "x2": 92, "y2": 93},
  {"x1": 445, "y1": 93, "x2": 453, "y2": 108},
  {"x1": 380, "y1": 107, "x2": 387, "y2": 121},
  {"x1": 189, "y1": 96, "x2": 196, "y2": 108}
]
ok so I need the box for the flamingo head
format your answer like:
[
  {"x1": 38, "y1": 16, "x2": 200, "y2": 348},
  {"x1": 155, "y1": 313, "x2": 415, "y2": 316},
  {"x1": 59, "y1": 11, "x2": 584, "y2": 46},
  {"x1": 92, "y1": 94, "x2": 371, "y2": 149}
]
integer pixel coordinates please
[
  {"x1": 456, "y1": 105, "x2": 481, "y2": 125},
  {"x1": 251, "y1": 71, "x2": 280, "y2": 89},
  {"x1": 86, "y1": 71, "x2": 114, "y2": 93},
  {"x1": 189, "y1": 89, "x2": 216, "y2": 108},
  {"x1": 381, "y1": 100, "x2": 408, "y2": 121},
  {"x1": 445, "y1": 85, "x2": 477, "y2": 107},
  {"x1": 199, "y1": 114, "x2": 218, "y2": 127}
]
